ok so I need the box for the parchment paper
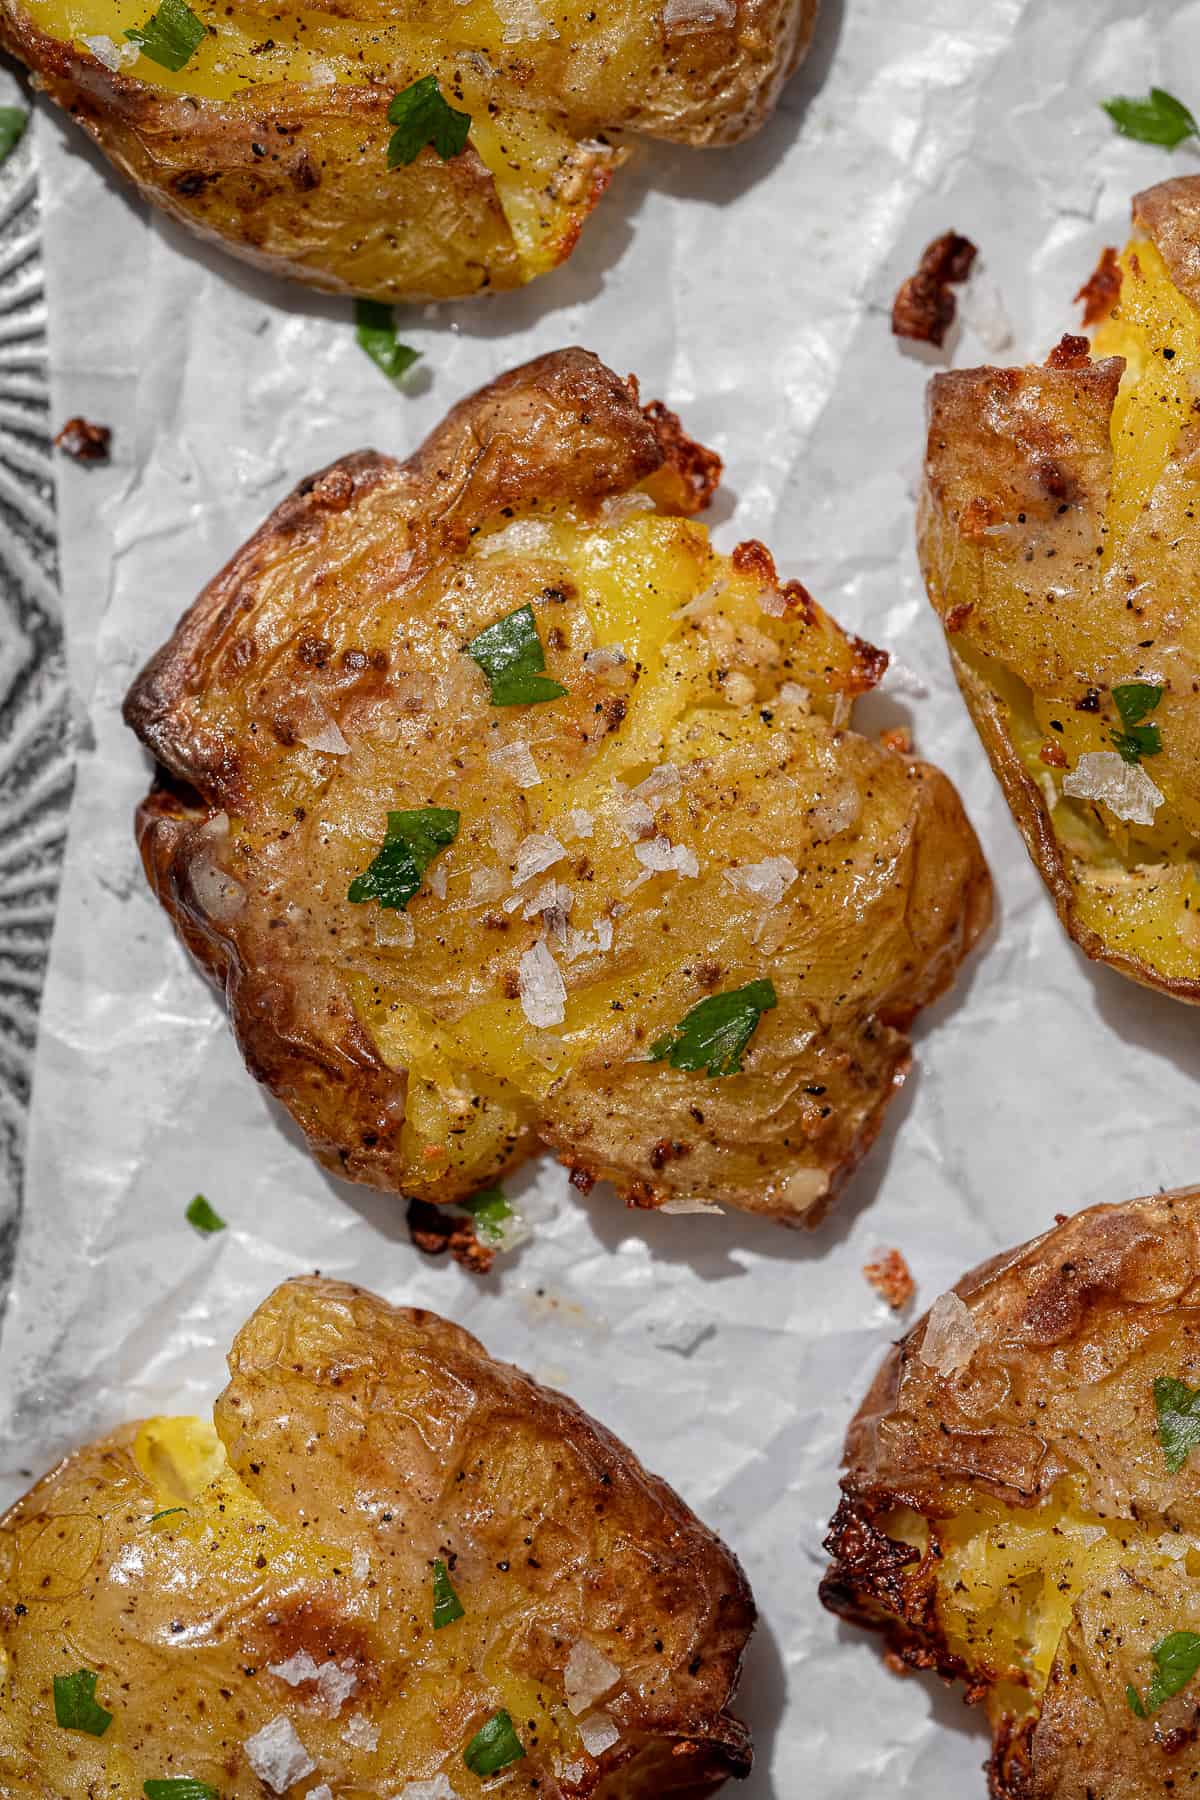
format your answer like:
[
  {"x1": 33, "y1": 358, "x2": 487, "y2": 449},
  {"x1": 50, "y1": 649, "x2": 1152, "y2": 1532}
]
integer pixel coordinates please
[{"x1": 7, "y1": 1, "x2": 1200, "y2": 1793}]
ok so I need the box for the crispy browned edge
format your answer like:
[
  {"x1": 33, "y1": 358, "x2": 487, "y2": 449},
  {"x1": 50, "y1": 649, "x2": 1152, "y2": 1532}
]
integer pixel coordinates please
[
  {"x1": 818, "y1": 1187, "x2": 1200, "y2": 1800},
  {"x1": 120, "y1": 349, "x2": 721, "y2": 1194},
  {"x1": 920, "y1": 183, "x2": 1200, "y2": 1003}
]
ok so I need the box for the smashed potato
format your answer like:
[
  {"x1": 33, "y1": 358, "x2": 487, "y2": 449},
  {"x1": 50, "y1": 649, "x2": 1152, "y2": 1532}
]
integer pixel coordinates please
[
  {"x1": 822, "y1": 1186, "x2": 1200, "y2": 1800},
  {"x1": 124, "y1": 349, "x2": 990, "y2": 1225},
  {"x1": 0, "y1": 0, "x2": 816, "y2": 299},
  {"x1": 0, "y1": 1276, "x2": 756, "y2": 1797},
  {"x1": 920, "y1": 176, "x2": 1200, "y2": 1001}
]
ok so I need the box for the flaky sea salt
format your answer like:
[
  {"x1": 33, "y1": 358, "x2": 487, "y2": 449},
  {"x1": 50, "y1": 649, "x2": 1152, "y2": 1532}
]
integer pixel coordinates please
[
  {"x1": 243, "y1": 1716, "x2": 316, "y2": 1792},
  {"x1": 724, "y1": 856, "x2": 798, "y2": 906},
  {"x1": 919, "y1": 1291, "x2": 980, "y2": 1379},
  {"x1": 1062, "y1": 751, "x2": 1163, "y2": 826},
  {"x1": 634, "y1": 836, "x2": 699, "y2": 878},
  {"x1": 489, "y1": 740, "x2": 541, "y2": 788},
  {"x1": 513, "y1": 832, "x2": 566, "y2": 886},
  {"x1": 565, "y1": 1640, "x2": 621, "y2": 1715},
  {"x1": 519, "y1": 939, "x2": 567, "y2": 1028}
]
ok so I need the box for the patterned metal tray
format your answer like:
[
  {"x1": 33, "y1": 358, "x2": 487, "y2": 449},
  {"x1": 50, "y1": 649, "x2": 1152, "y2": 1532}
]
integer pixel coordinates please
[{"x1": 0, "y1": 123, "x2": 70, "y2": 1300}]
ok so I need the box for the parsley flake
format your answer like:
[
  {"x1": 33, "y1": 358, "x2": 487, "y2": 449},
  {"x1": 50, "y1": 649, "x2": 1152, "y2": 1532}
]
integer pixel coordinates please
[
  {"x1": 149, "y1": 1506, "x2": 188, "y2": 1523},
  {"x1": 53, "y1": 1669, "x2": 113, "y2": 1737},
  {"x1": 1111, "y1": 681, "x2": 1163, "y2": 763},
  {"x1": 1154, "y1": 1374, "x2": 1200, "y2": 1473},
  {"x1": 348, "y1": 807, "x2": 459, "y2": 911},
  {"x1": 0, "y1": 107, "x2": 27, "y2": 165},
  {"x1": 186, "y1": 1193, "x2": 225, "y2": 1234},
  {"x1": 461, "y1": 1186, "x2": 512, "y2": 1244},
  {"x1": 1103, "y1": 88, "x2": 1199, "y2": 149},
  {"x1": 386, "y1": 76, "x2": 471, "y2": 168},
  {"x1": 432, "y1": 1557, "x2": 465, "y2": 1628},
  {"x1": 124, "y1": 0, "x2": 206, "y2": 71},
  {"x1": 650, "y1": 979, "x2": 778, "y2": 1078},
  {"x1": 355, "y1": 300, "x2": 421, "y2": 385},
  {"x1": 1127, "y1": 1630, "x2": 1200, "y2": 1716},
  {"x1": 466, "y1": 604, "x2": 567, "y2": 706},
  {"x1": 464, "y1": 1709, "x2": 524, "y2": 1777},
  {"x1": 144, "y1": 1783, "x2": 219, "y2": 1800}
]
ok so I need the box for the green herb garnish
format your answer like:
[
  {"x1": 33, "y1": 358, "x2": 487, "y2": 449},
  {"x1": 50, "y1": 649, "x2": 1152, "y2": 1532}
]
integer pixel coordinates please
[
  {"x1": 464, "y1": 1709, "x2": 524, "y2": 1777},
  {"x1": 144, "y1": 1783, "x2": 219, "y2": 1800},
  {"x1": 432, "y1": 1557, "x2": 465, "y2": 1628},
  {"x1": 124, "y1": 0, "x2": 206, "y2": 71},
  {"x1": 1111, "y1": 681, "x2": 1163, "y2": 764},
  {"x1": 348, "y1": 807, "x2": 459, "y2": 911},
  {"x1": 1103, "y1": 88, "x2": 1199, "y2": 149},
  {"x1": 386, "y1": 75, "x2": 471, "y2": 168},
  {"x1": 149, "y1": 1506, "x2": 188, "y2": 1523},
  {"x1": 1153, "y1": 1374, "x2": 1200, "y2": 1473},
  {"x1": 355, "y1": 300, "x2": 421, "y2": 385},
  {"x1": 466, "y1": 604, "x2": 567, "y2": 706},
  {"x1": 53, "y1": 1669, "x2": 113, "y2": 1737},
  {"x1": 0, "y1": 107, "x2": 27, "y2": 165},
  {"x1": 650, "y1": 978, "x2": 778, "y2": 1078},
  {"x1": 186, "y1": 1193, "x2": 225, "y2": 1234},
  {"x1": 1126, "y1": 1630, "x2": 1200, "y2": 1716},
  {"x1": 461, "y1": 1187, "x2": 513, "y2": 1244}
]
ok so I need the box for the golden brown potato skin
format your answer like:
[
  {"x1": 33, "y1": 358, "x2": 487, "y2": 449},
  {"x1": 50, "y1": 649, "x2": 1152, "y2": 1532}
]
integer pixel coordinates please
[
  {"x1": 822, "y1": 1187, "x2": 1200, "y2": 1800},
  {"x1": 918, "y1": 178, "x2": 1200, "y2": 1002},
  {"x1": 0, "y1": 0, "x2": 816, "y2": 300},
  {"x1": 0, "y1": 1276, "x2": 755, "y2": 1797},
  {"x1": 124, "y1": 348, "x2": 990, "y2": 1224}
]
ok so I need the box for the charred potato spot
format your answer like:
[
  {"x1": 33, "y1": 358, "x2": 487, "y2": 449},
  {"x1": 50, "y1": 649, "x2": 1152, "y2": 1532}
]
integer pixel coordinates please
[
  {"x1": 0, "y1": 1276, "x2": 755, "y2": 1798},
  {"x1": 0, "y1": 0, "x2": 817, "y2": 299},
  {"x1": 822, "y1": 1187, "x2": 1200, "y2": 1800},
  {"x1": 919, "y1": 175, "x2": 1200, "y2": 1001},
  {"x1": 124, "y1": 349, "x2": 990, "y2": 1224}
]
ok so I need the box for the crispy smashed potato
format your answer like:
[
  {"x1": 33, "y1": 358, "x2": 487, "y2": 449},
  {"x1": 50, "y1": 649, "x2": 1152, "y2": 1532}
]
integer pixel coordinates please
[
  {"x1": 0, "y1": 1276, "x2": 755, "y2": 1797},
  {"x1": 822, "y1": 1186, "x2": 1200, "y2": 1800},
  {"x1": 920, "y1": 176, "x2": 1200, "y2": 1001},
  {"x1": 0, "y1": 0, "x2": 816, "y2": 300},
  {"x1": 124, "y1": 349, "x2": 990, "y2": 1226}
]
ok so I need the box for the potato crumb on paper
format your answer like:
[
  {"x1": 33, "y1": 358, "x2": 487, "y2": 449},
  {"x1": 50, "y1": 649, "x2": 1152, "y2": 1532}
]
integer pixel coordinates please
[{"x1": 862, "y1": 1248, "x2": 915, "y2": 1311}]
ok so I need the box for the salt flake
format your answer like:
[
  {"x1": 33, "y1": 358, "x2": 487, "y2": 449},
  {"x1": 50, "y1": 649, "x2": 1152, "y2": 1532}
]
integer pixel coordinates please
[
  {"x1": 243, "y1": 1716, "x2": 316, "y2": 1792},
  {"x1": 565, "y1": 1640, "x2": 621, "y2": 1715},
  {"x1": 723, "y1": 856, "x2": 798, "y2": 906},
  {"x1": 919, "y1": 1291, "x2": 980, "y2": 1379},
  {"x1": 519, "y1": 939, "x2": 567, "y2": 1028},
  {"x1": 1062, "y1": 751, "x2": 1163, "y2": 826}
]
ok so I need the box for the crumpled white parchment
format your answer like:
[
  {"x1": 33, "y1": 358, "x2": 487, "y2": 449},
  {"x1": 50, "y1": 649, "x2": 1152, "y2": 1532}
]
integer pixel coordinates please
[{"x1": 7, "y1": 2, "x2": 1200, "y2": 1794}]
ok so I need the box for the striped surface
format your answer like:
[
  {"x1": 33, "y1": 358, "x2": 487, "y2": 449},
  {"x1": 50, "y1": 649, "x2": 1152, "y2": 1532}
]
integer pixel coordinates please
[{"x1": 0, "y1": 121, "x2": 69, "y2": 1297}]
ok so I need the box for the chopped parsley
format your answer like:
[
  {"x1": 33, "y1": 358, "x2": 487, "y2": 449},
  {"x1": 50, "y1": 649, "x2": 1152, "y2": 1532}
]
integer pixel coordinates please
[
  {"x1": 432, "y1": 1557, "x2": 465, "y2": 1628},
  {"x1": 348, "y1": 807, "x2": 459, "y2": 911},
  {"x1": 1103, "y1": 88, "x2": 1198, "y2": 149},
  {"x1": 1154, "y1": 1374, "x2": 1200, "y2": 1473},
  {"x1": 464, "y1": 1709, "x2": 524, "y2": 1776},
  {"x1": 386, "y1": 76, "x2": 471, "y2": 168},
  {"x1": 53, "y1": 1669, "x2": 113, "y2": 1737},
  {"x1": 148, "y1": 1506, "x2": 188, "y2": 1523},
  {"x1": 355, "y1": 300, "x2": 421, "y2": 385},
  {"x1": 185, "y1": 1193, "x2": 225, "y2": 1234},
  {"x1": 0, "y1": 107, "x2": 27, "y2": 165},
  {"x1": 466, "y1": 604, "x2": 567, "y2": 706},
  {"x1": 1126, "y1": 1630, "x2": 1200, "y2": 1716},
  {"x1": 650, "y1": 979, "x2": 778, "y2": 1078},
  {"x1": 461, "y1": 1186, "x2": 513, "y2": 1244},
  {"x1": 124, "y1": 0, "x2": 206, "y2": 71},
  {"x1": 143, "y1": 1784, "x2": 218, "y2": 1800},
  {"x1": 1111, "y1": 681, "x2": 1163, "y2": 764}
]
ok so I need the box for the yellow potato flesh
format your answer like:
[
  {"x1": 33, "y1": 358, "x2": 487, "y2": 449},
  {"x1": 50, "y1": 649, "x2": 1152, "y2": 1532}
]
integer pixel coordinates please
[
  {"x1": 334, "y1": 507, "x2": 860, "y2": 1149},
  {"x1": 7, "y1": 1414, "x2": 586, "y2": 1800},
  {"x1": 884, "y1": 1486, "x2": 1181, "y2": 1729},
  {"x1": 945, "y1": 236, "x2": 1200, "y2": 984},
  {"x1": 27, "y1": 0, "x2": 596, "y2": 272}
]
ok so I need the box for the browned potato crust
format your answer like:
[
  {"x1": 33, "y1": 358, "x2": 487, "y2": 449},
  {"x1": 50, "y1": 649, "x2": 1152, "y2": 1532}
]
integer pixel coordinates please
[
  {"x1": 919, "y1": 176, "x2": 1200, "y2": 1002},
  {"x1": 0, "y1": 1275, "x2": 755, "y2": 1796},
  {"x1": 0, "y1": 0, "x2": 817, "y2": 299},
  {"x1": 123, "y1": 348, "x2": 990, "y2": 1225},
  {"x1": 822, "y1": 1187, "x2": 1200, "y2": 1800}
]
